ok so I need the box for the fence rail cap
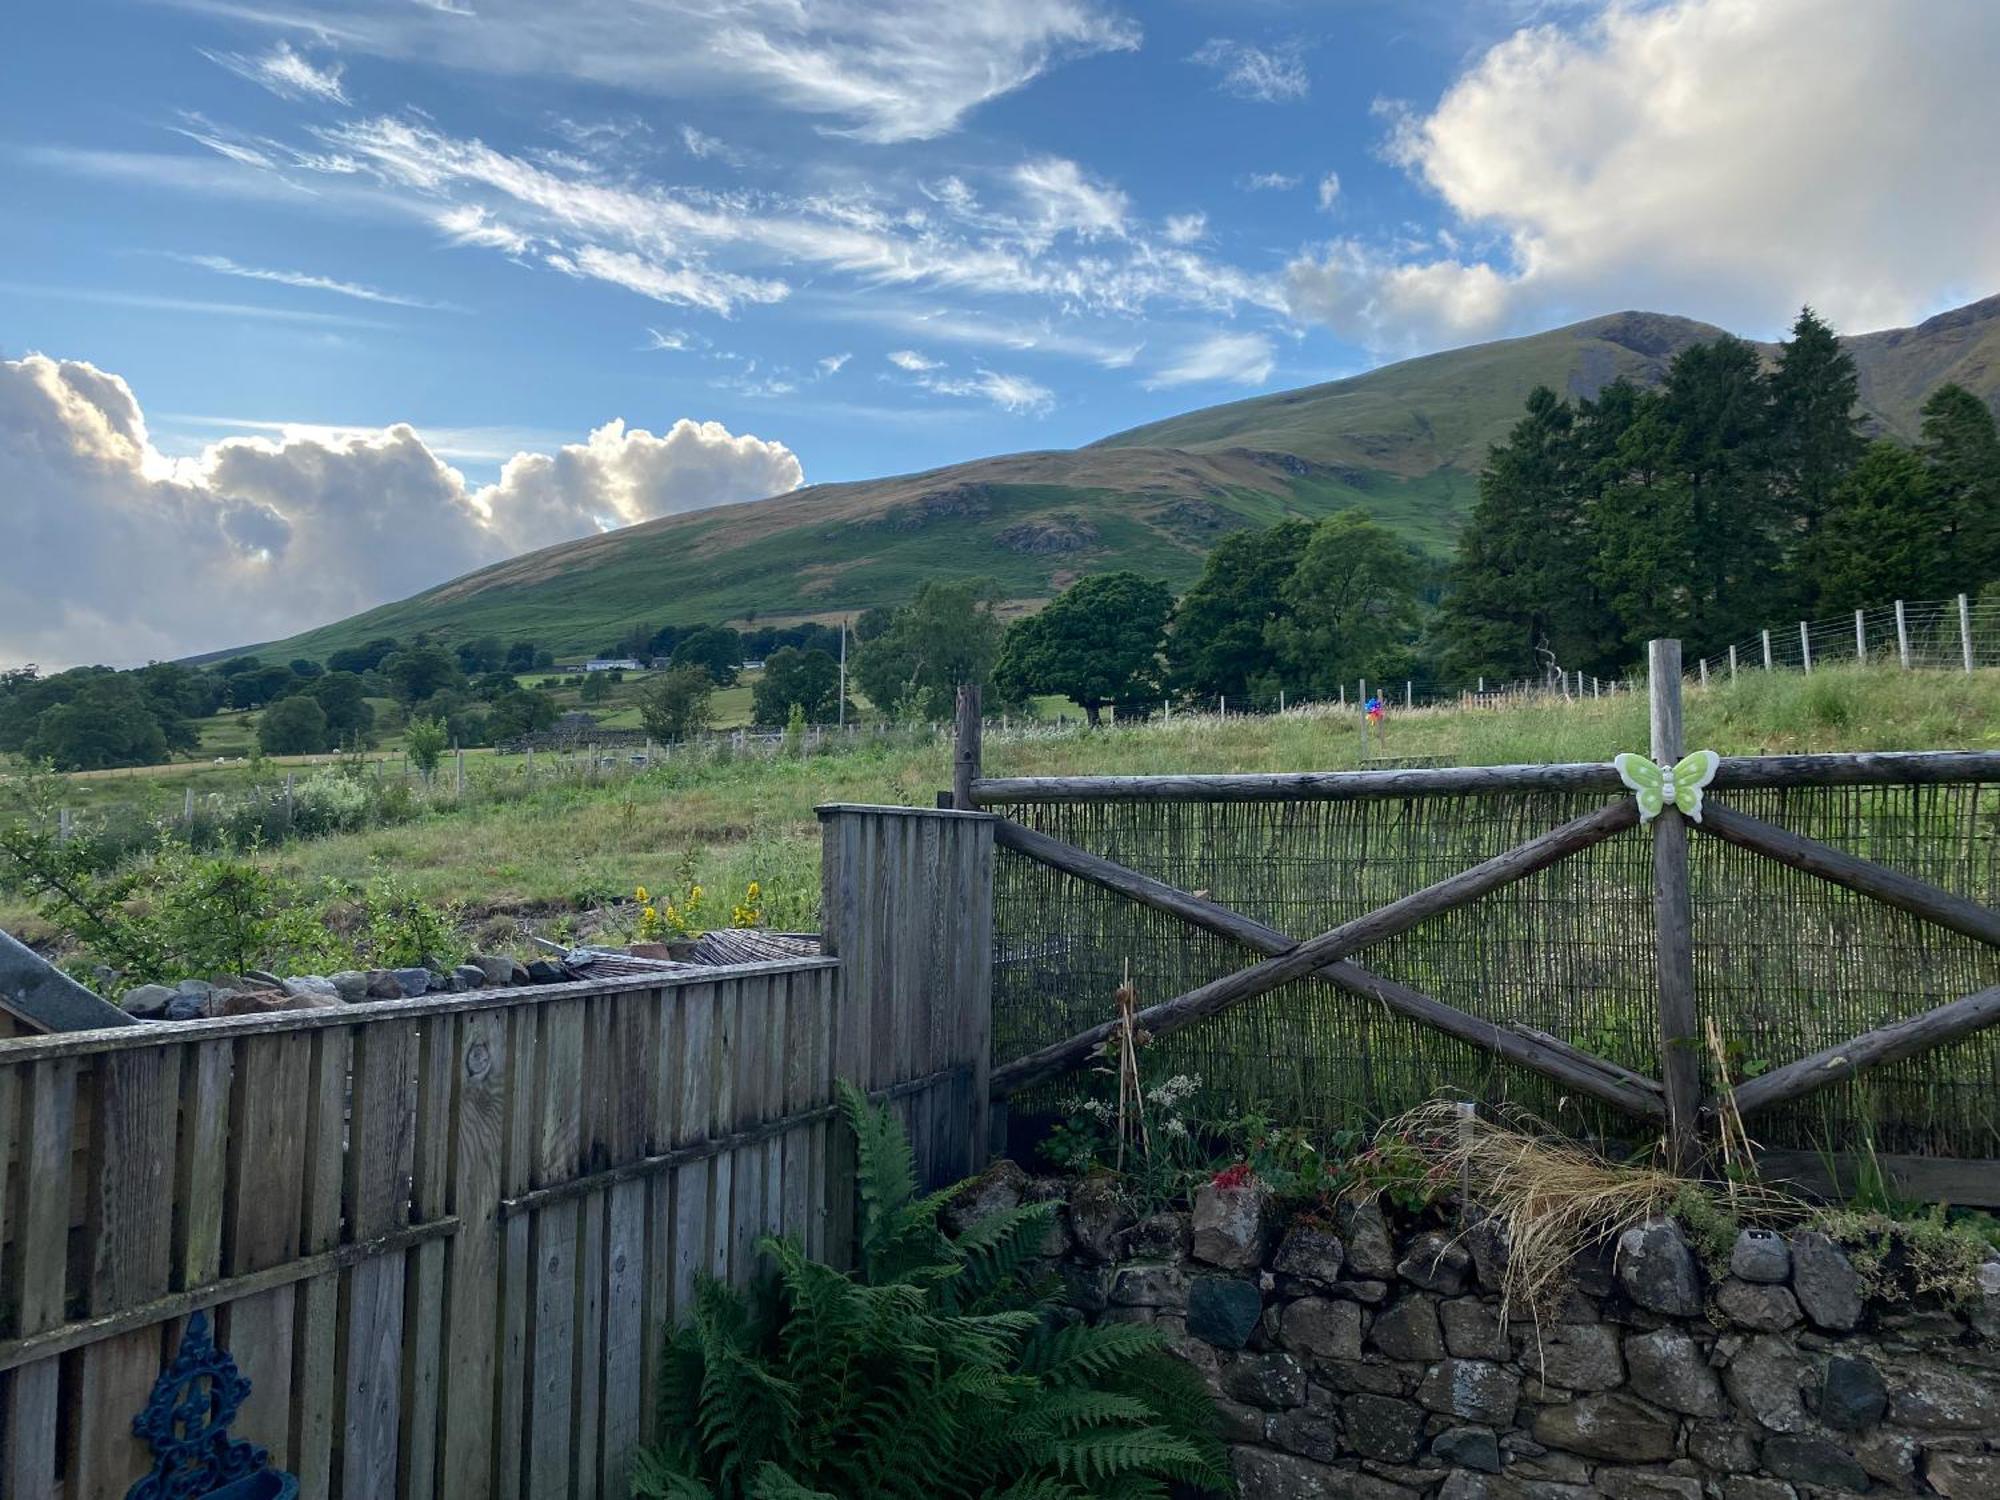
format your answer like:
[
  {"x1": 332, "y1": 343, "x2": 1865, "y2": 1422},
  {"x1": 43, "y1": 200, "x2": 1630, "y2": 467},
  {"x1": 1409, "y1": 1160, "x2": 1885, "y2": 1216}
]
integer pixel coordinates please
[
  {"x1": 0, "y1": 954, "x2": 840, "y2": 1060},
  {"x1": 815, "y1": 802, "x2": 997, "y2": 822}
]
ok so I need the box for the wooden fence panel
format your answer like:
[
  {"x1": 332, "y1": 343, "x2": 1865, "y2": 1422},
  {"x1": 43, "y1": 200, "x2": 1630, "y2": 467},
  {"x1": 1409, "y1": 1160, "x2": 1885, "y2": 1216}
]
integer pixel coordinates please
[{"x1": 0, "y1": 823, "x2": 991, "y2": 1500}]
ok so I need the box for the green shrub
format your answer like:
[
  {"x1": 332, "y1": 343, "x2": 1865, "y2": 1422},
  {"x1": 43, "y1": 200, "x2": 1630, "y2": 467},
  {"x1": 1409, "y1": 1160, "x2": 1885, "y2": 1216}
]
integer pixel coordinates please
[{"x1": 632, "y1": 1082, "x2": 1230, "y2": 1500}]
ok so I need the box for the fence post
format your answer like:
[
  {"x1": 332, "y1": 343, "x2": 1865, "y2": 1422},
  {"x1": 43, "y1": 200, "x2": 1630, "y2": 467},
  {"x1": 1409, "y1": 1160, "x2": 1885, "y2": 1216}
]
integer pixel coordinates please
[
  {"x1": 1761, "y1": 629, "x2": 1772, "y2": 670},
  {"x1": 1405, "y1": 680, "x2": 1413, "y2": 708},
  {"x1": 952, "y1": 684, "x2": 983, "y2": 811},
  {"x1": 1961, "y1": 593, "x2": 1976, "y2": 673},
  {"x1": 1799, "y1": 621, "x2": 1812, "y2": 673},
  {"x1": 1698, "y1": 658, "x2": 1709, "y2": 687},
  {"x1": 455, "y1": 749, "x2": 465, "y2": 798},
  {"x1": 1855, "y1": 609, "x2": 1866, "y2": 661},
  {"x1": 1648, "y1": 639, "x2": 1702, "y2": 1169},
  {"x1": 284, "y1": 771, "x2": 295, "y2": 827},
  {"x1": 1895, "y1": 600, "x2": 1911, "y2": 669},
  {"x1": 183, "y1": 786, "x2": 194, "y2": 825},
  {"x1": 57, "y1": 806, "x2": 72, "y2": 846},
  {"x1": 1728, "y1": 644, "x2": 1738, "y2": 678}
]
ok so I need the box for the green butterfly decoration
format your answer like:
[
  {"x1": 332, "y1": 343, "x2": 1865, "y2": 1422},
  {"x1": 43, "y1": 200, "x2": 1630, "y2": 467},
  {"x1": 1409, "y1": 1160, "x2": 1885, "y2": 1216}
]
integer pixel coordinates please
[{"x1": 1613, "y1": 749, "x2": 1721, "y2": 823}]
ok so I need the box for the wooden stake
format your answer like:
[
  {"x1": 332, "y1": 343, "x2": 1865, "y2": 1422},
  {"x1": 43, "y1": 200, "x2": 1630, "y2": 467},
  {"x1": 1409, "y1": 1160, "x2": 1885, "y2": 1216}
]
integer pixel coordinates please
[
  {"x1": 1896, "y1": 599, "x2": 1911, "y2": 668},
  {"x1": 1648, "y1": 638, "x2": 1702, "y2": 1168},
  {"x1": 1962, "y1": 593, "x2": 1976, "y2": 673},
  {"x1": 951, "y1": 684, "x2": 982, "y2": 811}
]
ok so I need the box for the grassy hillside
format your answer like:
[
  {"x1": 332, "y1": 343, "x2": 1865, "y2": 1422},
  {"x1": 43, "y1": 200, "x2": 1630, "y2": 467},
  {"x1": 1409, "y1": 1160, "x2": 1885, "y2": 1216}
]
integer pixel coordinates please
[{"x1": 242, "y1": 298, "x2": 2000, "y2": 664}]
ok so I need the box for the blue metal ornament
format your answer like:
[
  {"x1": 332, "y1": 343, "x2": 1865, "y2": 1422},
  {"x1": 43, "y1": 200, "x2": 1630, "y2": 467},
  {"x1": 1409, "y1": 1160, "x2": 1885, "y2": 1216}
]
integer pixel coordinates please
[{"x1": 125, "y1": 1310, "x2": 299, "y2": 1500}]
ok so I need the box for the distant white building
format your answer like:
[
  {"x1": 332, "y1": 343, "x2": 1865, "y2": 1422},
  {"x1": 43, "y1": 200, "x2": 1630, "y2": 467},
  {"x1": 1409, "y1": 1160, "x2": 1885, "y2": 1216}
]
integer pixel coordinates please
[{"x1": 583, "y1": 658, "x2": 642, "y2": 672}]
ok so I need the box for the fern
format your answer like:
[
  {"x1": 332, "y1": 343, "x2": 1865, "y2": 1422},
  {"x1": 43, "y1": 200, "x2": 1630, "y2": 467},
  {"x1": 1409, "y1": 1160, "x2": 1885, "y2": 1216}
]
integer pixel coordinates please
[{"x1": 630, "y1": 1085, "x2": 1234, "y2": 1499}]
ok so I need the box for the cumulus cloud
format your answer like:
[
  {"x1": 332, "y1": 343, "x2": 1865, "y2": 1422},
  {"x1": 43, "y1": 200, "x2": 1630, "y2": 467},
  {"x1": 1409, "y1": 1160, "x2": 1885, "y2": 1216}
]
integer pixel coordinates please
[
  {"x1": 0, "y1": 353, "x2": 803, "y2": 666},
  {"x1": 1316, "y1": 173, "x2": 1341, "y2": 212},
  {"x1": 1189, "y1": 39, "x2": 1308, "y2": 103},
  {"x1": 203, "y1": 41, "x2": 348, "y2": 104},
  {"x1": 1143, "y1": 331, "x2": 1275, "y2": 389},
  {"x1": 190, "y1": 0, "x2": 1138, "y2": 143},
  {"x1": 1293, "y1": 0, "x2": 2000, "y2": 348}
]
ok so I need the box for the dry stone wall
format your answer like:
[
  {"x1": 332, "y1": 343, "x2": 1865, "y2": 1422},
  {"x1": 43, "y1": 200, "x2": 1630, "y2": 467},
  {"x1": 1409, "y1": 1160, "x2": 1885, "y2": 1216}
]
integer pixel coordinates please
[{"x1": 984, "y1": 1169, "x2": 2000, "y2": 1498}]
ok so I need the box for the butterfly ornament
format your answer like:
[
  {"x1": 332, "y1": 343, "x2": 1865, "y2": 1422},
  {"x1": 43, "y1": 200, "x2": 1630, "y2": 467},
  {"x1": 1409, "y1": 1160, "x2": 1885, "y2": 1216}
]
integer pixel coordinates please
[{"x1": 1613, "y1": 749, "x2": 1721, "y2": 823}]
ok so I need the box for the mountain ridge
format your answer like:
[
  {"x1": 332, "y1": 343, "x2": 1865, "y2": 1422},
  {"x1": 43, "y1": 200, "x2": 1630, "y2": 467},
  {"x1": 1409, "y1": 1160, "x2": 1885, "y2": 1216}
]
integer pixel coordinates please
[{"x1": 238, "y1": 296, "x2": 2000, "y2": 663}]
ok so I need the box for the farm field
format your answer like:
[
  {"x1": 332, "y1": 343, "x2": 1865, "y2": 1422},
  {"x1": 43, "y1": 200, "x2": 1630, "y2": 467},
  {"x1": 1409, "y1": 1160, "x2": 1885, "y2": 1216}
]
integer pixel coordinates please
[{"x1": 10, "y1": 661, "x2": 1986, "y2": 949}]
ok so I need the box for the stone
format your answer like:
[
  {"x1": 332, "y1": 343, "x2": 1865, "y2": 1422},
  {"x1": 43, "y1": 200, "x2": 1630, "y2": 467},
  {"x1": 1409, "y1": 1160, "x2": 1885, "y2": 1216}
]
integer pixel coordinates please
[
  {"x1": 1760, "y1": 1434, "x2": 1868, "y2": 1491},
  {"x1": 1192, "y1": 1177, "x2": 1274, "y2": 1270},
  {"x1": 1369, "y1": 1296, "x2": 1445, "y2": 1361},
  {"x1": 1440, "y1": 1299, "x2": 1508, "y2": 1360},
  {"x1": 1331, "y1": 1279, "x2": 1391, "y2": 1306},
  {"x1": 282, "y1": 975, "x2": 341, "y2": 1003},
  {"x1": 165, "y1": 993, "x2": 208, "y2": 1021},
  {"x1": 120, "y1": 983, "x2": 172, "y2": 1017},
  {"x1": 1341, "y1": 1202, "x2": 1398, "y2": 1279},
  {"x1": 1625, "y1": 1328, "x2": 1728, "y2": 1417},
  {"x1": 1279, "y1": 1296, "x2": 1362, "y2": 1360},
  {"x1": 1437, "y1": 1473, "x2": 1488, "y2": 1500},
  {"x1": 1819, "y1": 1354, "x2": 1887, "y2": 1433},
  {"x1": 1724, "y1": 1335, "x2": 1811, "y2": 1433},
  {"x1": 1689, "y1": 1421, "x2": 1760, "y2": 1473},
  {"x1": 1107, "y1": 1262, "x2": 1187, "y2": 1309},
  {"x1": 1531, "y1": 1392, "x2": 1677, "y2": 1462},
  {"x1": 1187, "y1": 1276, "x2": 1264, "y2": 1350},
  {"x1": 1268, "y1": 1406, "x2": 1342, "y2": 1463},
  {"x1": 1789, "y1": 1232, "x2": 1862, "y2": 1332},
  {"x1": 1120, "y1": 1211, "x2": 1190, "y2": 1261},
  {"x1": 1595, "y1": 1472, "x2": 1704, "y2": 1500},
  {"x1": 1715, "y1": 1279, "x2": 1802, "y2": 1332},
  {"x1": 244, "y1": 967, "x2": 286, "y2": 988},
  {"x1": 1397, "y1": 1231, "x2": 1471, "y2": 1294},
  {"x1": 1854, "y1": 1430, "x2": 1918, "y2": 1487},
  {"x1": 1885, "y1": 1361, "x2": 2000, "y2": 1431},
  {"x1": 365, "y1": 969, "x2": 404, "y2": 999},
  {"x1": 175, "y1": 978, "x2": 212, "y2": 1001},
  {"x1": 1616, "y1": 1220, "x2": 1702, "y2": 1316},
  {"x1": 1067, "y1": 1174, "x2": 1134, "y2": 1263},
  {"x1": 1730, "y1": 1228, "x2": 1791, "y2": 1284},
  {"x1": 453, "y1": 963, "x2": 488, "y2": 990},
  {"x1": 1720, "y1": 1480, "x2": 1796, "y2": 1500},
  {"x1": 473, "y1": 954, "x2": 529, "y2": 986},
  {"x1": 1927, "y1": 1452, "x2": 2000, "y2": 1499},
  {"x1": 1343, "y1": 1393, "x2": 1425, "y2": 1462},
  {"x1": 391, "y1": 966, "x2": 431, "y2": 997},
  {"x1": 944, "y1": 1159, "x2": 1028, "y2": 1234},
  {"x1": 1272, "y1": 1225, "x2": 1345, "y2": 1286},
  {"x1": 1433, "y1": 1426, "x2": 1502, "y2": 1472},
  {"x1": 1519, "y1": 1321, "x2": 1623, "y2": 1391},
  {"x1": 212, "y1": 987, "x2": 330, "y2": 1017},
  {"x1": 1416, "y1": 1360, "x2": 1520, "y2": 1425},
  {"x1": 1220, "y1": 1354, "x2": 1306, "y2": 1410},
  {"x1": 329, "y1": 970, "x2": 371, "y2": 1003},
  {"x1": 1212, "y1": 1399, "x2": 1266, "y2": 1444},
  {"x1": 1464, "y1": 1217, "x2": 1510, "y2": 1291},
  {"x1": 1231, "y1": 1446, "x2": 1419, "y2": 1500}
]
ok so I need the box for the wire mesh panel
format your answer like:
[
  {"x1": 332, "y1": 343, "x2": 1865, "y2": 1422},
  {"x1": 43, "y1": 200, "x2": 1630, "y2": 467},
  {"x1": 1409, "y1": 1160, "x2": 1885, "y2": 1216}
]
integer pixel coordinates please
[{"x1": 991, "y1": 779, "x2": 2000, "y2": 1156}]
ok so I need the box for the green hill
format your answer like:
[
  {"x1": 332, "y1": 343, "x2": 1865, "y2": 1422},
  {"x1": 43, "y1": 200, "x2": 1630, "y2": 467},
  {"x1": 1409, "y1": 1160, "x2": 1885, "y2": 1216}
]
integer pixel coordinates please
[{"x1": 246, "y1": 297, "x2": 2000, "y2": 663}]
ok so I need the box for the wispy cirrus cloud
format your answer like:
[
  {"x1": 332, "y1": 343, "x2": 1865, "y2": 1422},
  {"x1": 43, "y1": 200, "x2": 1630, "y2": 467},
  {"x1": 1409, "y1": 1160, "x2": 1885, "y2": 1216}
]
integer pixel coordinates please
[
  {"x1": 1190, "y1": 39, "x2": 1308, "y2": 103},
  {"x1": 202, "y1": 41, "x2": 348, "y2": 104},
  {"x1": 168, "y1": 252, "x2": 461, "y2": 310},
  {"x1": 1143, "y1": 330, "x2": 1275, "y2": 389},
  {"x1": 887, "y1": 349, "x2": 942, "y2": 371}
]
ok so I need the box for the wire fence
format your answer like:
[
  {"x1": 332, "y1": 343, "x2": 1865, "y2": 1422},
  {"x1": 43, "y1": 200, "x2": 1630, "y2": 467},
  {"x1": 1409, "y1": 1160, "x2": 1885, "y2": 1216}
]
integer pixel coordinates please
[{"x1": 1703, "y1": 593, "x2": 1996, "y2": 681}]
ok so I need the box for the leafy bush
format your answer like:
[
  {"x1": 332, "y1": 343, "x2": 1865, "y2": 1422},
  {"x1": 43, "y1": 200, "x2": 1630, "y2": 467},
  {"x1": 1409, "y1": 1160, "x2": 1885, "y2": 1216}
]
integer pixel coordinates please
[
  {"x1": 290, "y1": 770, "x2": 373, "y2": 837},
  {"x1": 632, "y1": 1082, "x2": 1230, "y2": 1500},
  {"x1": 353, "y1": 870, "x2": 466, "y2": 969}
]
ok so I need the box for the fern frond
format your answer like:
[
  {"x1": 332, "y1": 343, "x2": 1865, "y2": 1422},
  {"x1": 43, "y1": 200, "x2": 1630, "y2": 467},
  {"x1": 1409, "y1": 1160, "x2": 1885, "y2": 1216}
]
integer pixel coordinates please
[
  {"x1": 745, "y1": 1461, "x2": 841, "y2": 1500},
  {"x1": 628, "y1": 1447, "x2": 716, "y2": 1500},
  {"x1": 1018, "y1": 1319, "x2": 1170, "y2": 1384}
]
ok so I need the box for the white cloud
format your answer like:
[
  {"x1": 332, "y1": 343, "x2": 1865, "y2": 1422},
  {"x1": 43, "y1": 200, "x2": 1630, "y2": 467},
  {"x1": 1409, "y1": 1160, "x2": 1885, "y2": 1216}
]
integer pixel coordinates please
[
  {"x1": 1307, "y1": 0, "x2": 2000, "y2": 347},
  {"x1": 0, "y1": 282, "x2": 390, "y2": 328},
  {"x1": 1190, "y1": 39, "x2": 1308, "y2": 103},
  {"x1": 0, "y1": 353, "x2": 803, "y2": 666},
  {"x1": 187, "y1": 0, "x2": 1139, "y2": 144},
  {"x1": 678, "y1": 125, "x2": 739, "y2": 163},
  {"x1": 1316, "y1": 172, "x2": 1341, "y2": 212},
  {"x1": 817, "y1": 352, "x2": 851, "y2": 375},
  {"x1": 1012, "y1": 157, "x2": 1129, "y2": 241},
  {"x1": 1163, "y1": 212, "x2": 1208, "y2": 245},
  {"x1": 203, "y1": 41, "x2": 348, "y2": 104},
  {"x1": 887, "y1": 349, "x2": 943, "y2": 372},
  {"x1": 550, "y1": 245, "x2": 791, "y2": 316},
  {"x1": 1143, "y1": 331, "x2": 1275, "y2": 389},
  {"x1": 1241, "y1": 171, "x2": 1299, "y2": 192},
  {"x1": 171, "y1": 253, "x2": 458, "y2": 310},
  {"x1": 644, "y1": 328, "x2": 691, "y2": 351},
  {"x1": 920, "y1": 369, "x2": 1055, "y2": 416}
]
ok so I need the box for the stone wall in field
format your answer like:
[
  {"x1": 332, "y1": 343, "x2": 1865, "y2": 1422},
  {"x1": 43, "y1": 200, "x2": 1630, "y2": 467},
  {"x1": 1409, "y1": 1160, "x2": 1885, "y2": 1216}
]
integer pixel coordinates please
[{"x1": 969, "y1": 1167, "x2": 2000, "y2": 1498}]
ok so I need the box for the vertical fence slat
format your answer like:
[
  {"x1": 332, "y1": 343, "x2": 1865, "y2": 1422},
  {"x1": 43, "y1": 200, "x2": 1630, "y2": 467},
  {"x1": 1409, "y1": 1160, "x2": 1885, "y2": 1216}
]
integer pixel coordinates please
[
  {"x1": 1647, "y1": 640, "x2": 1703, "y2": 1167},
  {"x1": 442, "y1": 1009, "x2": 507, "y2": 1497},
  {"x1": 527, "y1": 1001, "x2": 583, "y2": 1500},
  {"x1": 4, "y1": 1058, "x2": 76, "y2": 1498},
  {"x1": 294, "y1": 1025, "x2": 351, "y2": 1500},
  {"x1": 640, "y1": 982, "x2": 684, "y2": 1446},
  {"x1": 708, "y1": 984, "x2": 737, "y2": 1287},
  {"x1": 671, "y1": 983, "x2": 714, "y2": 1316},
  {"x1": 342, "y1": 1019, "x2": 416, "y2": 1498},
  {"x1": 496, "y1": 1004, "x2": 540, "y2": 1499},
  {"x1": 400, "y1": 1014, "x2": 455, "y2": 1500}
]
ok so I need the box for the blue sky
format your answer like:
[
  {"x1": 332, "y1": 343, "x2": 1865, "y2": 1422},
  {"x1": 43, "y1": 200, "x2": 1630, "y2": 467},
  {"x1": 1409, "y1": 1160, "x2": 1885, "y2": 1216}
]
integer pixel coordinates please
[{"x1": 2, "y1": 0, "x2": 1995, "y2": 664}]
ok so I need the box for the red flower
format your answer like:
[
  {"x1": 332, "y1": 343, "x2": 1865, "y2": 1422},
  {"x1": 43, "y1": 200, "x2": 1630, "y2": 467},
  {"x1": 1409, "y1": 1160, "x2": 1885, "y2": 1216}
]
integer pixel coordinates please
[{"x1": 1210, "y1": 1162, "x2": 1255, "y2": 1191}]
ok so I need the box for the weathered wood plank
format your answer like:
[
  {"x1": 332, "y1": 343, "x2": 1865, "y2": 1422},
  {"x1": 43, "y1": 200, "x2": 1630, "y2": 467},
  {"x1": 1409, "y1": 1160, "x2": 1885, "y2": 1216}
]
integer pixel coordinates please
[
  {"x1": 441, "y1": 1010, "x2": 508, "y2": 1497},
  {"x1": 1731, "y1": 984, "x2": 2000, "y2": 1118},
  {"x1": 400, "y1": 1014, "x2": 456, "y2": 1500},
  {"x1": 293, "y1": 1026, "x2": 350, "y2": 1500},
  {"x1": 990, "y1": 799, "x2": 1643, "y2": 1098},
  {"x1": 709, "y1": 983, "x2": 737, "y2": 1286},
  {"x1": 1648, "y1": 639, "x2": 1703, "y2": 1169},
  {"x1": 1756, "y1": 1148, "x2": 2000, "y2": 1207},
  {"x1": 496, "y1": 1004, "x2": 542, "y2": 1499},
  {"x1": 342, "y1": 1019, "x2": 416, "y2": 1498},
  {"x1": 527, "y1": 1001, "x2": 584, "y2": 1500},
  {"x1": 600, "y1": 1179, "x2": 647, "y2": 1494},
  {"x1": 671, "y1": 983, "x2": 714, "y2": 1317},
  {"x1": 952, "y1": 683, "x2": 982, "y2": 810},
  {"x1": 730, "y1": 976, "x2": 766, "y2": 1284}
]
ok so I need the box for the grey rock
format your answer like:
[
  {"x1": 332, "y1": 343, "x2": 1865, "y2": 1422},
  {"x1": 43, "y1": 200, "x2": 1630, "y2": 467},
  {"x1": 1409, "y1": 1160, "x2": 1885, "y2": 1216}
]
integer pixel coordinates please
[
  {"x1": 1440, "y1": 1298, "x2": 1508, "y2": 1360},
  {"x1": 1689, "y1": 1420, "x2": 1760, "y2": 1472},
  {"x1": 453, "y1": 963, "x2": 488, "y2": 989},
  {"x1": 1518, "y1": 1320, "x2": 1623, "y2": 1391},
  {"x1": 1730, "y1": 1228, "x2": 1791, "y2": 1284},
  {"x1": 1885, "y1": 1360, "x2": 2000, "y2": 1432},
  {"x1": 1212, "y1": 1399, "x2": 1266, "y2": 1444},
  {"x1": 1789, "y1": 1232, "x2": 1862, "y2": 1332},
  {"x1": 1416, "y1": 1359, "x2": 1520, "y2": 1425},
  {"x1": 1626, "y1": 1327, "x2": 1727, "y2": 1417},
  {"x1": 1230, "y1": 1446, "x2": 1419, "y2": 1500},
  {"x1": 1433, "y1": 1425, "x2": 1502, "y2": 1472},
  {"x1": 365, "y1": 969, "x2": 404, "y2": 999},
  {"x1": 1854, "y1": 1429, "x2": 1918, "y2": 1488},
  {"x1": 1617, "y1": 1220, "x2": 1702, "y2": 1316},
  {"x1": 1192, "y1": 1177, "x2": 1274, "y2": 1270},
  {"x1": 1397, "y1": 1230, "x2": 1471, "y2": 1294},
  {"x1": 175, "y1": 978, "x2": 212, "y2": 1000},
  {"x1": 1220, "y1": 1354, "x2": 1306, "y2": 1410},
  {"x1": 1279, "y1": 1296, "x2": 1362, "y2": 1360},
  {"x1": 1464, "y1": 1216, "x2": 1510, "y2": 1290},
  {"x1": 1341, "y1": 1202, "x2": 1398, "y2": 1279},
  {"x1": 1437, "y1": 1473, "x2": 1489, "y2": 1500},
  {"x1": 1926, "y1": 1452, "x2": 2000, "y2": 1499},
  {"x1": 525, "y1": 958, "x2": 568, "y2": 984},
  {"x1": 1272, "y1": 1225, "x2": 1345, "y2": 1286},
  {"x1": 1330, "y1": 1279, "x2": 1391, "y2": 1305},
  {"x1": 1595, "y1": 1472, "x2": 1704, "y2": 1500},
  {"x1": 1531, "y1": 1392, "x2": 1677, "y2": 1462},
  {"x1": 165, "y1": 993, "x2": 208, "y2": 1021},
  {"x1": 944, "y1": 1159, "x2": 1028, "y2": 1234},
  {"x1": 473, "y1": 953, "x2": 529, "y2": 986},
  {"x1": 1761, "y1": 1434, "x2": 1868, "y2": 1491},
  {"x1": 391, "y1": 966, "x2": 431, "y2": 997},
  {"x1": 1369, "y1": 1296, "x2": 1444, "y2": 1361},
  {"x1": 283, "y1": 975, "x2": 341, "y2": 1003},
  {"x1": 120, "y1": 983, "x2": 173, "y2": 1017},
  {"x1": 1344, "y1": 1393, "x2": 1425, "y2": 1462},
  {"x1": 244, "y1": 967, "x2": 286, "y2": 988},
  {"x1": 1720, "y1": 1480, "x2": 1796, "y2": 1500},
  {"x1": 1819, "y1": 1354, "x2": 1887, "y2": 1433},
  {"x1": 1724, "y1": 1335, "x2": 1811, "y2": 1433},
  {"x1": 1107, "y1": 1262, "x2": 1187, "y2": 1309},
  {"x1": 1067, "y1": 1175, "x2": 1134, "y2": 1263},
  {"x1": 1715, "y1": 1279, "x2": 1802, "y2": 1332},
  {"x1": 1120, "y1": 1211, "x2": 1190, "y2": 1261},
  {"x1": 1186, "y1": 1276, "x2": 1263, "y2": 1350},
  {"x1": 329, "y1": 970, "x2": 371, "y2": 1003},
  {"x1": 1268, "y1": 1405, "x2": 1341, "y2": 1463}
]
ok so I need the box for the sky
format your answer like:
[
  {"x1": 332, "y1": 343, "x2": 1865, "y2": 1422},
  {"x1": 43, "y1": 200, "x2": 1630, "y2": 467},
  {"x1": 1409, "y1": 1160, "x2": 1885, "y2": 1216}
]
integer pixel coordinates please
[{"x1": 3, "y1": 0, "x2": 1997, "y2": 667}]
